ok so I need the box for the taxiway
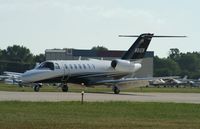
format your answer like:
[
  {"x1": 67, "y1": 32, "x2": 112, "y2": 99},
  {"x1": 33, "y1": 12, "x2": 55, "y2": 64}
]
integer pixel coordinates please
[{"x1": 0, "y1": 91, "x2": 200, "y2": 103}]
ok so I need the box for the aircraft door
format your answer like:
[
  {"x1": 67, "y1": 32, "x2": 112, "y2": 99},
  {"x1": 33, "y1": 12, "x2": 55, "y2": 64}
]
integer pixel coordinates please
[
  {"x1": 54, "y1": 63, "x2": 63, "y2": 75},
  {"x1": 62, "y1": 63, "x2": 70, "y2": 82}
]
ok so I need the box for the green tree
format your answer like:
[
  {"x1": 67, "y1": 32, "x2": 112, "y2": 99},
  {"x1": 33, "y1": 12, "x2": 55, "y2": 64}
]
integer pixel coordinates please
[
  {"x1": 154, "y1": 56, "x2": 181, "y2": 77},
  {"x1": 177, "y1": 52, "x2": 200, "y2": 78},
  {"x1": 0, "y1": 45, "x2": 36, "y2": 73},
  {"x1": 0, "y1": 49, "x2": 2, "y2": 59},
  {"x1": 4, "y1": 45, "x2": 33, "y2": 63},
  {"x1": 155, "y1": 50, "x2": 200, "y2": 79},
  {"x1": 34, "y1": 54, "x2": 45, "y2": 63},
  {"x1": 169, "y1": 48, "x2": 180, "y2": 60},
  {"x1": 1, "y1": 49, "x2": 7, "y2": 60}
]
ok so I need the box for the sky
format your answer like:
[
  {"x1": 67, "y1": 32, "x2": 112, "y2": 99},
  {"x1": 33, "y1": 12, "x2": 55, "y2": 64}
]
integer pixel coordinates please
[{"x1": 0, "y1": 0, "x2": 199, "y2": 57}]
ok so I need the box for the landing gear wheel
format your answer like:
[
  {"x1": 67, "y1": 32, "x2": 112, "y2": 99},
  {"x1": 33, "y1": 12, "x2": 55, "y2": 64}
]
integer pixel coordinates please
[
  {"x1": 62, "y1": 84, "x2": 69, "y2": 92},
  {"x1": 34, "y1": 84, "x2": 40, "y2": 92},
  {"x1": 113, "y1": 86, "x2": 120, "y2": 94}
]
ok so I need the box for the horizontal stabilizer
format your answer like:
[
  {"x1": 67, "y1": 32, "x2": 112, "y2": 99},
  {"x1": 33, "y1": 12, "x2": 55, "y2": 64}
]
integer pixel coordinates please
[
  {"x1": 120, "y1": 33, "x2": 187, "y2": 60},
  {"x1": 119, "y1": 35, "x2": 187, "y2": 38}
]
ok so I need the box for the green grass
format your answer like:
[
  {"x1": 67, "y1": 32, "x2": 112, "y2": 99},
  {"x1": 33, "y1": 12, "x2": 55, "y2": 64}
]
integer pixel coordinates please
[
  {"x1": 0, "y1": 101, "x2": 200, "y2": 129},
  {"x1": 1, "y1": 83, "x2": 200, "y2": 93},
  {"x1": 125, "y1": 86, "x2": 200, "y2": 93}
]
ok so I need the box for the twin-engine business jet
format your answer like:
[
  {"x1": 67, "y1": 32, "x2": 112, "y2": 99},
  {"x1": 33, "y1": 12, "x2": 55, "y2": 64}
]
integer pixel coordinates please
[{"x1": 21, "y1": 33, "x2": 185, "y2": 94}]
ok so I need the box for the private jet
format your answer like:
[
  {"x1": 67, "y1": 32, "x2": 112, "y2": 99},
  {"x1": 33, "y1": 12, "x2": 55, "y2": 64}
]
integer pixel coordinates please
[{"x1": 21, "y1": 33, "x2": 186, "y2": 94}]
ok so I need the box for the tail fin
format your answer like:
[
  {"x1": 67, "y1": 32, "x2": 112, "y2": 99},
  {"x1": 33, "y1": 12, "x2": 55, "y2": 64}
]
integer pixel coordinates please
[
  {"x1": 182, "y1": 75, "x2": 188, "y2": 80},
  {"x1": 120, "y1": 33, "x2": 186, "y2": 60},
  {"x1": 121, "y1": 33, "x2": 153, "y2": 60}
]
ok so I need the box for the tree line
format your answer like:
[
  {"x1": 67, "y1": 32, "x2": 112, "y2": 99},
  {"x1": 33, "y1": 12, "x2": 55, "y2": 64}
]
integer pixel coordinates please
[
  {"x1": 1, "y1": 45, "x2": 200, "y2": 79},
  {"x1": 154, "y1": 48, "x2": 200, "y2": 79},
  {"x1": 0, "y1": 45, "x2": 45, "y2": 74}
]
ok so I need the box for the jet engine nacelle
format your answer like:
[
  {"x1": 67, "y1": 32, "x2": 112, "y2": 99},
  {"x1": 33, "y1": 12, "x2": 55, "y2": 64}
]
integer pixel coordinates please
[{"x1": 111, "y1": 59, "x2": 141, "y2": 72}]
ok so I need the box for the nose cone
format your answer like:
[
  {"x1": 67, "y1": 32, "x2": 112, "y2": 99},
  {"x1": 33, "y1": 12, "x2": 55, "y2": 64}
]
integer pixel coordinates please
[
  {"x1": 21, "y1": 69, "x2": 45, "y2": 83},
  {"x1": 21, "y1": 70, "x2": 32, "y2": 83},
  {"x1": 21, "y1": 69, "x2": 59, "y2": 84}
]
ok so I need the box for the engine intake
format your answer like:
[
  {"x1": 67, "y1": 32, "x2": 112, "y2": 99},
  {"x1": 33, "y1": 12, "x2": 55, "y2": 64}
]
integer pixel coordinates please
[
  {"x1": 111, "y1": 60, "x2": 117, "y2": 68},
  {"x1": 111, "y1": 59, "x2": 141, "y2": 72}
]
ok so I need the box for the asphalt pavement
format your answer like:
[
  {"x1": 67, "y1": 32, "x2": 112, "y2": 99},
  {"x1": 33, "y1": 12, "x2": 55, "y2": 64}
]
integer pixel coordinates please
[{"x1": 1, "y1": 91, "x2": 200, "y2": 103}]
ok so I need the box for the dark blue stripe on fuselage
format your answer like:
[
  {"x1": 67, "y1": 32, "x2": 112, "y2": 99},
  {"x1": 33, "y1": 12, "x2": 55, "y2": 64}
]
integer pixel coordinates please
[{"x1": 35, "y1": 72, "x2": 129, "y2": 85}]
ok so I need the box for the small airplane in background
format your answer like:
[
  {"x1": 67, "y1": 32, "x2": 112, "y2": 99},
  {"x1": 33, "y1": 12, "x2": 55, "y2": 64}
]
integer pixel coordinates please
[
  {"x1": 21, "y1": 33, "x2": 186, "y2": 94},
  {"x1": 0, "y1": 71, "x2": 22, "y2": 85},
  {"x1": 148, "y1": 76, "x2": 183, "y2": 87},
  {"x1": 149, "y1": 75, "x2": 200, "y2": 87}
]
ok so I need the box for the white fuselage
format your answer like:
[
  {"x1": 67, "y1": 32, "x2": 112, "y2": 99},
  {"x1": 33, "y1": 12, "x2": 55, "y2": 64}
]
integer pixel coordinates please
[{"x1": 21, "y1": 59, "x2": 141, "y2": 86}]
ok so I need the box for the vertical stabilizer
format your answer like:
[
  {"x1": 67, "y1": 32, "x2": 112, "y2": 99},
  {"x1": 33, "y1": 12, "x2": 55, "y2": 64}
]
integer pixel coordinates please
[{"x1": 121, "y1": 33, "x2": 153, "y2": 60}]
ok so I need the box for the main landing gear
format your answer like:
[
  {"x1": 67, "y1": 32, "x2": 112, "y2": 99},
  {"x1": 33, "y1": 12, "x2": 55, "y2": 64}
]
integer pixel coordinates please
[
  {"x1": 112, "y1": 86, "x2": 120, "y2": 94},
  {"x1": 33, "y1": 83, "x2": 69, "y2": 92},
  {"x1": 33, "y1": 83, "x2": 42, "y2": 92},
  {"x1": 61, "y1": 84, "x2": 69, "y2": 92}
]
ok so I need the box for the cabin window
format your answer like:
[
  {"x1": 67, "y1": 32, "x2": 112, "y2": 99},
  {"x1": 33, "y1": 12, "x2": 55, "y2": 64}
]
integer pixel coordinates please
[
  {"x1": 74, "y1": 64, "x2": 78, "y2": 69},
  {"x1": 55, "y1": 63, "x2": 60, "y2": 69},
  {"x1": 83, "y1": 64, "x2": 87, "y2": 69},
  {"x1": 78, "y1": 64, "x2": 82, "y2": 69},
  {"x1": 87, "y1": 64, "x2": 91, "y2": 69},
  {"x1": 92, "y1": 64, "x2": 95, "y2": 69},
  {"x1": 65, "y1": 64, "x2": 68, "y2": 69},
  {"x1": 69, "y1": 64, "x2": 73, "y2": 69}
]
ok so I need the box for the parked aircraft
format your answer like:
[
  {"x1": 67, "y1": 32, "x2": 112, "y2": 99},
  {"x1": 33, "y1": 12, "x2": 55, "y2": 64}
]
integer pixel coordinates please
[
  {"x1": 149, "y1": 78, "x2": 166, "y2": 86},
  {"x1": 0, "y1": 71, "x2": 22, "y2": 85},
  {"x1": 21, "y1": 33, "x2": 186, "y2": 94},
  {"x1": 149, "y1": 76, "x2": 198, "y2": 87}
]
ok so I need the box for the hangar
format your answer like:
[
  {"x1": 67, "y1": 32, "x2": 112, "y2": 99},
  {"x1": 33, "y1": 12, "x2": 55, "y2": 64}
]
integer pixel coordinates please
[{"x1": 45, "y1": 48, "x2": 154, "y2": 78}]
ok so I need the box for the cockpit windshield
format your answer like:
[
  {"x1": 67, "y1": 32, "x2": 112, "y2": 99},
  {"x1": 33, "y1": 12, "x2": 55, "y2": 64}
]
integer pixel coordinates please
[{"x1": 37, "y1": 62, "x2": 54, "y2": 70}]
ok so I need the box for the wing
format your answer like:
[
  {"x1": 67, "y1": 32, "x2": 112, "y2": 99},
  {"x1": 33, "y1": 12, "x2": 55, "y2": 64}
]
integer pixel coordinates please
[
  {"x1": 95, "y1": 76, "x2": 180, "y2": 85},
  {"x1": 95, "y1": 77, "x2": 152, "y2": 85}
]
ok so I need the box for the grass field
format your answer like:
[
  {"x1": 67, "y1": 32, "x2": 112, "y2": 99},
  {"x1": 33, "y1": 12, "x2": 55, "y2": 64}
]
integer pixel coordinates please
[
  {"x1": 0, "y1": 101, "x2": 200, "y2": 129},
  {"x1": 1, "y1": 83, "x2": 200, "y2": 93}
]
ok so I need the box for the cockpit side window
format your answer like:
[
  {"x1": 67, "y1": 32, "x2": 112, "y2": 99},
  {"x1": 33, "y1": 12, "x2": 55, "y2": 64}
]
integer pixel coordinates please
[
  {"x1": 37, "y1": 62, "x2": 54, "y2": 70},
  {"x1": 55, "y1": 63, "x2": 61, "y2": 69}
]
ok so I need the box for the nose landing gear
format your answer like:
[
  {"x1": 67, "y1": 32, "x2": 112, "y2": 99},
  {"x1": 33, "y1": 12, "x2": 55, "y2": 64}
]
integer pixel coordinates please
[
  {"x1": 112, "y1": 86, "x2": 120, "y2": 94},
  {"x1": 61, "y1": 84, "x2": 69, "y2": 92}
]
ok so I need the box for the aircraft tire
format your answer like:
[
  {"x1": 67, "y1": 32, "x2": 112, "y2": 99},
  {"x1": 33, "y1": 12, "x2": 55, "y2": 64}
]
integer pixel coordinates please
[
  {"x1": 113, "y1": 86, "x2": 120, "y2": 94},
  {"x1": 62, "y1": 84, "x2": 69, "y2": 92},
  {"x1": 34, "y1": 85, "x2": 40, "y2": 92}
]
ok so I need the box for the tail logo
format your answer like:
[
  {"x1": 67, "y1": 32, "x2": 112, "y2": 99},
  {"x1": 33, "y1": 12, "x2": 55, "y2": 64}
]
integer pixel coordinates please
[
  {"x1": 138, "y1": 39, "x2": 144, "y2": 45},
  {"x1": 134, "y1": 48, "x2": 145, "y2": 53}
]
